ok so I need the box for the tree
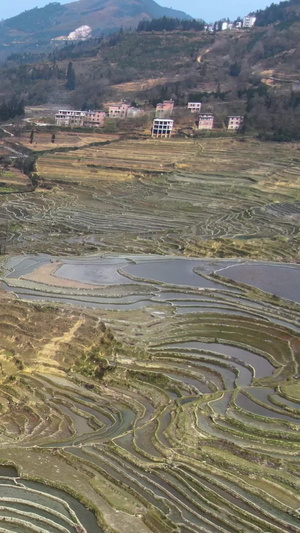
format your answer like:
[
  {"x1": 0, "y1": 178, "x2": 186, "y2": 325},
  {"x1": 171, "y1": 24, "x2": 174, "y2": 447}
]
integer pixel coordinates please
[
  {"x1": 29, "y1": 130, "x2": 34, "y2": 144},
  {"x1": 229, "y1": 62, "x2": 241, "y2": 76},
  {"x1": 65, "y1": 61, "x2": 76, "y2": 91}
]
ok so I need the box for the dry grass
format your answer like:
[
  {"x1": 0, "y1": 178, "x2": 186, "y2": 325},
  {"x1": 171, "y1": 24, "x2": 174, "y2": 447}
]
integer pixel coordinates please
[
  {"x1": 15, "y1": 131, "x2": 120, "y2": 152},
  {"x1": 0, "y1": 166, "x2": 31, "y2": 191},
  {"x1": 111, "y1": 76, "x2": 178, "y2": 94}
]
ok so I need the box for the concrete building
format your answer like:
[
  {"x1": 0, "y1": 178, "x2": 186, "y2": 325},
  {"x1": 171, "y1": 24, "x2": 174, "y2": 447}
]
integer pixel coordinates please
[
  {"x1": 198, "y1": 114, "x2": 214, "y2": 130},
  {"x1": 188, "y1": 102, "x2": 202, "y2": 113},
  {"x1": 221, "y1": 21, "x2": 235, "y2": 30},
  {"x1": 55, "y1": 109, "x2": 106, "y2": 128},
  {"x1": 152, "y1": 119, "x2": 174, "y2": 138},
  {"x1": 227, "y1": 116, "x2": 244, "y2": 130},
  {"x1": 127, "y1": 107, "x2": 145, "y2": 118},
  {"x1": 155, "y1": 100, "x2": 174, "y2": 118},
  {"x1": 108, "y1": 103, "x2": 130, "y2": 119},
  {"x1": 55, "y1": 110, "x2": 86, "y2": 127},
  {"x1": 243, "y1": 15, "x2": 256, "y2": 28},
  {"x1": 83, "y1": 111, "x2": 106, "y2": 127}
]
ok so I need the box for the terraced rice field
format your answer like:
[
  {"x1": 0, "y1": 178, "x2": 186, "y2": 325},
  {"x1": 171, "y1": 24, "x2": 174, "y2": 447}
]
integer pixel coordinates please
[
  {"x1": 0, "y1": 254, "x2": 299, "y2": 532},
  {"x1": 0, "y1": 135, "x2": 299, "y2": 532},
  {"x1": 0, "y1": 136, "x2": 299, "y2": 260}
]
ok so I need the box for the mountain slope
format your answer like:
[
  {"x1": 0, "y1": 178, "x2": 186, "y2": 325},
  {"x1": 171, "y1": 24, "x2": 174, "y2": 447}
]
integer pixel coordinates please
[
  {"x1": 0, "y1": 0, "x2": 192, "y2": 44},
  {"x1": 255, "y1": 0, "x2": 300, "y2": 26}
]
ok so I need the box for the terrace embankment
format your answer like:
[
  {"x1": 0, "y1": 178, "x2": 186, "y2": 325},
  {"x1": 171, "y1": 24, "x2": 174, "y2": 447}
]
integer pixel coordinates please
[{"x1": 0, "y1": 135, "x2": 299, "y2": 260}]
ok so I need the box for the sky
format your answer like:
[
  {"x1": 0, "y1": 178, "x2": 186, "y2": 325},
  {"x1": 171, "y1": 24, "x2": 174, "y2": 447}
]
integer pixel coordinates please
[{"x1": 0, "y1": 0, "x2": 279, "y2": 23}]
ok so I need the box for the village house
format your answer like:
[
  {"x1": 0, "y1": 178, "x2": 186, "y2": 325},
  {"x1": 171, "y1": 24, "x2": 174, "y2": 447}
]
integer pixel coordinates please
[
  {"x1": 108, "y1": 103, "x2": 130, "y2": 119},
  {"x1": 155, "y1": 100, "x2": 174, "y2": 118},
  {"x1": 222, "y1": 22, "x2": 236, "y2": 30},
  {"x1": 187, "y1": 102, "x2": 202, "y2": 113},
  {"x1": 227, "y1": 116, "x2": 244, "y2": 130},
  {"x1": 83, "y1": 111, "x2": 106, "y2": 127},
  {"x1": 198, "y1": 113, "x2": 214, "y2": 130},
  {"x1": 243, "y1": 15, "x2": 256, "y2": 28},
  {"x1": 206, "y1": 18, "x2": 253, "y2": 32},
  {"x1": 55, "y1": 110, "x2": 87, "y2": 127},
  {"x1": 152, "y1": 119, "x2": 174, "y2": 138},
  {"x1": 127, "y1": 107, "x2": 145, "y2": 118},
  {"x1": 55, "y1": 109, "x2": 106, "y2": 128}
]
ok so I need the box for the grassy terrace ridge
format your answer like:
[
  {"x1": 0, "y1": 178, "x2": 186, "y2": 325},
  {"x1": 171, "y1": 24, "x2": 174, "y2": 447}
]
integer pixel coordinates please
[{"x1": 0, "y1": 131, "x2": 298, "y2": 532}]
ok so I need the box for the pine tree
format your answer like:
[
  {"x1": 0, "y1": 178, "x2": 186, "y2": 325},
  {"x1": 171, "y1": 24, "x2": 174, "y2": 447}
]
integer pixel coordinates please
[{"x1": 65, "y1": 61, "x2": 76, "y2": 91}]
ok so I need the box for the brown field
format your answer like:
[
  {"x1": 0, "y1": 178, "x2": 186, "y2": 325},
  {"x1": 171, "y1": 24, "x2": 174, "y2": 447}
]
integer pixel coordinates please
[
  {"x1": 37, "y1": 137, "x2": 190, "y2": 181},
  {"x1": 0, "y1": 166, "x2": 31, "y2": 191},
  {"x1": 111, "y1": 76, "x2": 179, "y2": 94},
  {"x1": 37, "y1": 135, "x2": 300, "y2": 190},
  {"x1": 16, "y1": 131, "x2": 120, "y2": 151}
]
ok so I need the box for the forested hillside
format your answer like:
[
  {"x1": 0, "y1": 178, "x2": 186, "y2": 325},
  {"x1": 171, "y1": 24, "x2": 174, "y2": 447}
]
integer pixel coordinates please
[
  {"x1": 255, "y1": 0, "x2": 300, "y2": 26},
  {"x1": 0, "y1": 0, "x2": 300, "y2": 140}
]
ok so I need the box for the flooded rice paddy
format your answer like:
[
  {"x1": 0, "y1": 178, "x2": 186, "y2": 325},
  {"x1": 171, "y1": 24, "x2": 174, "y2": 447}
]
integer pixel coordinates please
[
  {"x1": 0, "y1": 469, "x2": 103, "y2": 533},
  {"x1": 1, "y1": 252, "x2": 300, "y2": 533},
  {"x1": 215, "y1": 261, "x2": 300, "y2": 304},
  {"x1": 3, "y1": 254, "x2": 300, "y2": 302}
]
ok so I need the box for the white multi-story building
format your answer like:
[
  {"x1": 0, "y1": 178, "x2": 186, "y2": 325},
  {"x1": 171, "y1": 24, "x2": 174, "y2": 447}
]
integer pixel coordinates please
[
  {"x1": 227, "y1": 116, "x2": 244, "y2": 130},
  {"x1": 243, "y1": 15, "x2": 256, "y2": 28},
  {"x1": 152, "y1": 119, "x2": 174, "y2": 138},
  {"x1": 187, "y1": 102, "x2": 202, "y2": 113},
  {"x1": 198, "y1": 114, "x2": 214, "y2": 130},
  {"x1": 55, "y1": 110, "x2": 86, "y2": 127},
  {"x1": 55, "y1": 109, "x2": 106, "y2": 128}
]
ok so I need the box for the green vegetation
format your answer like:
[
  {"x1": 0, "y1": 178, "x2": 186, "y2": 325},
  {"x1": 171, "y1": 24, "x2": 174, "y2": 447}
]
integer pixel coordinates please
[
  {"x1": 137, "y1": 16, "x2": 205, "y2": 31},
  {"x1": 0, "y1": 98, "x2": 24, "y2": 121},
  {"x1": 255, "y1": 0, "x2": 300, "y2": 27},
  {"x1": 65, "y1": 61, "x2": 76, "y2": 91}
]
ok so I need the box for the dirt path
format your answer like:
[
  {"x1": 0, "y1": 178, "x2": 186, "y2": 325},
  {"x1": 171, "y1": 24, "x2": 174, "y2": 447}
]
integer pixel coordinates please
[{"x1": 36, "y1": 318, "x2": 84, "y2": 368}]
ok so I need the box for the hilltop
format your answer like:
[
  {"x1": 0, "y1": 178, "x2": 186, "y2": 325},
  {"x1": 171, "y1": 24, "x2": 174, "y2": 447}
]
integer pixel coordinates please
[{"x1": 0, "y1": 0, "x2": 191, "y2": 48}]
